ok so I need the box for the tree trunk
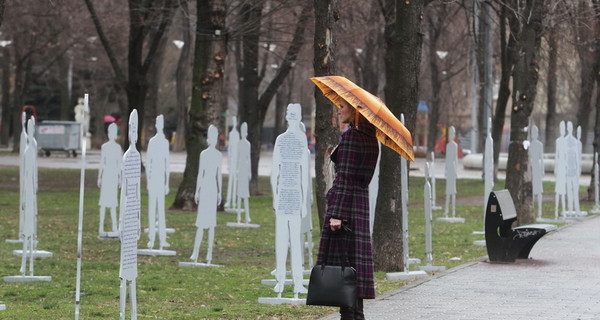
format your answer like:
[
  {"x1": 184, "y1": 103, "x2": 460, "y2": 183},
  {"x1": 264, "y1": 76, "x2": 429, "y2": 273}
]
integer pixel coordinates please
[
  {"x1": 0, "y1": 48, "x2": 10, "y2": 146},
  {"x1": 425, "y1": 13, "x2": 441, "y2": 154},
  {"x1": 545, "y1": 27, "x2": 558, "y2": 152},
  {"x1": 143, "y1": 35, "x2": 169, "y2": 146},
  {"x1": 240, "y1": 3, "x2": 310, "y2": 196},
  {"x1": 173, "y1": 4, "x2": 192, "y2": 153},
  {"x1": 84, "y1": 0, "x2": 176, "y2": 151},
  {"x1": 504, "y1": 0, "x2": 543, "y2": 226},
  {"x1": 11, "y1": 57, "x2": 32, "y2": 152},
  {"x1": 374, "y1": 0, "x2": 423, "y2": 272},
  {"x1": 59, "y1": 56, "x2": 71, "y2": 121},
  {"x1": 313, "y1": 0, "x2": 340, "y2": 227},
  {"x1": 492, "y1": 5, "x2": 515, "y2": 177},
  {"x1": 238, "y1": 1, "x2": 263, "y2": 195},
  {"x1": 0, "y1": 0, "x2": 5, "y2": 27},
  {"x1": 172, "y1": 0, "x2": 227, "y2": 210},
  {"x1": 588, "y1": 0, "x2": 600, "y2": 201}
]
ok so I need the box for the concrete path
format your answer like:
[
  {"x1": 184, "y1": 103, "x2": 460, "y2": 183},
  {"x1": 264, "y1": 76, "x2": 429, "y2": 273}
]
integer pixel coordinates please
[{"x1": 319, "y1": 215, "x2": 600, "y2": 320}]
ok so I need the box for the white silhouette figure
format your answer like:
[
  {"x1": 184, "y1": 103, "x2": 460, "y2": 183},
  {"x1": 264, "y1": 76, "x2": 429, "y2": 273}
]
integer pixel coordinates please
[
  {"x1": 20, "y1": 118, "x2": 38, "y2": 276},
  {"x1": 225, "y1": 116, "x2": 240, "y2": 209},
  {"x1": 368, "y1": 142, "x2": 381, "y2": 236},
  {"x1": 119, "y1": 110, "x2": 141, "y2": 320},
  {"x1": 529, "y1": 125, "x2": 544, "y2": 219},
  {"x1": 554, "y1": 121, "x2": 567, "y2": 219},
  {"x1": 235, "y1": 122, "x2": 251, "y2": 223},
  {"x1": 565, "y1": 122, "x2": 581, "y2": 216},
  {"x1": 575, "y1": 126, "x2": 584, "y2": 214},
  {"x1": 146, "y1": 115, "x2": 171, "y2": 249},
  {"x1": 299, "y1": 122, "x2": 314, "y2": 269},
  {"x1": 191, "y1": 125, "x2": 223, "y2": 264},
  {"x1": 98, "y1": 123, "x2": 122, "y2": 236},
  {"x1": 444, "y1": 126, "x2": 458, "y2": 218},
  {"x1": 18, "y1": 113, "x2": 28, "y2": 241},
  {"x1": 270, "y1": 103, "x2": 309, "y2": 298}
]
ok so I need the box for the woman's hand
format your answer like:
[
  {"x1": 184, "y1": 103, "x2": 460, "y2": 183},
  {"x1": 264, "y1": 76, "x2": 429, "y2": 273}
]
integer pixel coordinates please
[{"x1": 329, "y1": 218, "x2": 342, "y2": 231}]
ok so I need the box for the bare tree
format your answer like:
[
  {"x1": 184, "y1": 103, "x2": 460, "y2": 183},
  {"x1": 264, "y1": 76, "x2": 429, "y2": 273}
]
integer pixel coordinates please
[
  {"x1": 83, "y1": 0, "x2": 178, "y2": 150},
  {"x1": 172, "y1": 0, "x2": 227, "y2": 210},
  {"x1": 571, "y1": 0, "x2": 597, "y2": 148},
  {"x1": 423, "y1": 1, "x2": 469, "y2": 154},
  {"x1": 0, "y1": 0, "x2": 5, "y2": 27},
  {"x1": 313, "y1": 0, "x2": 340, "y2": 226},
  {"x1": 492, "y1": 2, "x2": 517, "y2": 176},
  {"x1": 373, "y1": 0, "x2": 425, "y2": 272},
  {"x1": 172, "y1": 3, "x2": 193, "y2": 152},
  {"x1": 545, "y1": 21, "x2": 558, "y2": 153},
  {"x1": 504, "y1": 0, "x2": 544, "y2": 225},
  {"x1": 237, "y1": 0, "x2": 312, "y2": 195}
]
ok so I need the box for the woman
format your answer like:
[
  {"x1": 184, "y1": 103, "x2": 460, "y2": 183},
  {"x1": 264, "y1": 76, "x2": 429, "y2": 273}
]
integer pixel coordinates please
[{"x1": 316, "y1": 99, "x2": 379, "y2": 320}]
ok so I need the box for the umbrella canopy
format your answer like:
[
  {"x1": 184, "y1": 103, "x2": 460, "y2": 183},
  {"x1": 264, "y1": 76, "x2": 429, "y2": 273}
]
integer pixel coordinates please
[{"x1": 311, "y1": 76, "x2": 415, "y2": 161}]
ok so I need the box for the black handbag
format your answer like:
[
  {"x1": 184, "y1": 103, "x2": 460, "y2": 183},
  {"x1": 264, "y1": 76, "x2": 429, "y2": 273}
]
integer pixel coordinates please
[{"x1": 306, "y1": 225, "x2": 357, "y2": 308}]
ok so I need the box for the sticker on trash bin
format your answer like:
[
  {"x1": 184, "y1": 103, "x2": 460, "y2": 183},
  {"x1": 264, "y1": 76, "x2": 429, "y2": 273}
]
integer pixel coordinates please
[{"x1": 39, "y1": 125, "x2": 65, "y2": 134}]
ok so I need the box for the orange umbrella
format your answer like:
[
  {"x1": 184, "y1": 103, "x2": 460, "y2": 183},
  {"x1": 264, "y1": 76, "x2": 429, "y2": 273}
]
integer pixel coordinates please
[{"x1": 311, "y1": 75, "x2": 415, "y2": 161}]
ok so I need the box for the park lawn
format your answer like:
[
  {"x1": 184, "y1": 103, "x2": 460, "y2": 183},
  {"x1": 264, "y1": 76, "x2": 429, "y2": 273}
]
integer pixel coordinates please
[{"x1": 0, "y1": 166, "x2": 586, "y2": 319}]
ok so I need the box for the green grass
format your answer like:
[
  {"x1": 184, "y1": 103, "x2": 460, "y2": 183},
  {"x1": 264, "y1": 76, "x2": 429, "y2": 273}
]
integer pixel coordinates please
[{"x1": 0, "y1": 166, "x2": 591, "y2": 319}]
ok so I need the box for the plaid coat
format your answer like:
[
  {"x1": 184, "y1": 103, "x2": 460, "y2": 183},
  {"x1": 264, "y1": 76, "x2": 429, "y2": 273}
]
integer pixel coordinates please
[{"x1": 316, "y1": 123, "x2": 379, "y2": 299}]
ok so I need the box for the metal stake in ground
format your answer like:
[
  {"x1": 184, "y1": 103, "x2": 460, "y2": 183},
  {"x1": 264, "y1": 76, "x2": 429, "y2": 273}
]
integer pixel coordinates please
[{"x1": 75, "y1": 94, "x2": 89, "y2": 320}]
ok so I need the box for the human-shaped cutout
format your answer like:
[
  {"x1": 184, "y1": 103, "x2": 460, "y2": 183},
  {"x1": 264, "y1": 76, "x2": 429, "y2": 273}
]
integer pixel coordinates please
[
  {"x1": 98, "y1": 123, "x2": 122, "y2": 237},
  {"x1": 235, "y1": 122, "x2": 252, "y2": 224},
  {"x1": 299, "y1": 122, "x2": 314, "y2": 269},
  {"x1": 481, "y1": 118, "x2": 494, "y2": 232},
  {"x1": 225, "y1": 116, "x2": 240, "y2": 210},
  {"x1": 146, "y1": 115, "x2": 171, "y2": 249},
  {"x1": 575, "y1": 126, "x2": 585, "y2": 215},
  {"x1": 270, "y1": 103, "x2": 309, "y2": 298},
  {"x1": 430, "y1": 151, "x2": 442, "y2": 210},
  {"x1": 190, "y1": 125, "x2": 223, "y2": 265},
  {"x1": 529, "y1": 125, "x2": 544, "y2": 219},
  {"x1": 592, "y1": 152, "x2": 600, "y2": 214},
  {"x1": 20, "y1": 118, "x2": 39, "y2": 276},
  {"x1": 439, "y1": 126, "x2": 463, "y2": 223},
  {"x1": 565, "y1": 122, "x2": 581, "y2": 216},
  {"x1": 119, "y1": 110, "x2": 141, "y2": 320},
  {"x1": 554, "y1": 121, "x2": 567, "y2": 219},
  {"x1": 14, "y1": 113, "x2": 28, "y2": 243},
  {"x1": 74, "y1": 97, "x2": 90, "y2": 137},
  {"x1": 415, "y1": 163, "x2": 446, "y2": 272},
  {"x1": 368, "y1": 142, "x2": 381, "y2": 236}
]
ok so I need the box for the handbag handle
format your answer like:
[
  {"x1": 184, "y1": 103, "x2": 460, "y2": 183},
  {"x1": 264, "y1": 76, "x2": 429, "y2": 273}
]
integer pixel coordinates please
[{"x1": 321, "y1": 224, "x2": 352, "y2": 270}]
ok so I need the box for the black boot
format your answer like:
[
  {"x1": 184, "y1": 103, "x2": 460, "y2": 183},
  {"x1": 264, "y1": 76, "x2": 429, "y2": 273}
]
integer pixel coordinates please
[
  {"x1": 340, "y1": 306, "x2": 355, "y2": 320},
  {"x1": 354, "y1": 299, "x2": 365, "y2": 320}
]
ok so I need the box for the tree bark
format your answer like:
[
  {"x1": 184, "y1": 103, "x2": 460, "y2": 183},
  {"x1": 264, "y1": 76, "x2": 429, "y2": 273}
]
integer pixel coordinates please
[
  {"x1": 425, "y1": 10, "x2": 441, "y2": 154},
  {"x1": 238, "y1": 1, "x2": 263, "y2": 194},
  {"x1": 84, "y1": 0, "x2": 177, "y2": 150},
  {"x1": 172, "y1": 3, "x2": 192, "y2": 153},
  {"x1": 504, "y1": 0, "x2": 543, "y2": 226},
  {"x1": 0, "y1": 48, "x2": 10, "y2": 146},
  {"x1": 172, "y1": 0, "x2": 227, "y2": 210},
  {"x1": 313, "y1": 0, "x2": 340, "y2": 227},
  {"x1": 0, "y1": 0, "x2": 5, "y2": 27},
  {"x1": 588, "y1": 0, "x2": 600, "y2": 201},
  {"x1": 492, "y1": 5, "x2": 515, "y2": 177},
  {"x1": 545, "y1": 26, "x2": 558, "y2": 153},
  {"x1": 239, "y1": 2, "x2": 310, "y2": 195},
  {"x1": 374, "y1": 0, "x2": 423, "y2": 272}
]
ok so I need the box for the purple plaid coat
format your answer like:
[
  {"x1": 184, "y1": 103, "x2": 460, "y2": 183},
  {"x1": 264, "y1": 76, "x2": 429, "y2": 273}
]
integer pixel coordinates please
[{"x1": 316, "y1": 123, "x2": 379, "y2": 299}]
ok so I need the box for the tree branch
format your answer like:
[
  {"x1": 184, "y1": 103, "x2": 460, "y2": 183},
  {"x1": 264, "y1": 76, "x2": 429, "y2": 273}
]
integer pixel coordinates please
[{"x1": 83, "y1": 0, "x2": 127, "y2": 90}]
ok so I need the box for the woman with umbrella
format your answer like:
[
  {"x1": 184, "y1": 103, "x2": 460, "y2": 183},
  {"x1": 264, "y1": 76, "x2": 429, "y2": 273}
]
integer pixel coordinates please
[{"x1": 312, "y1": 76, "x2": 413, "y2": 320}]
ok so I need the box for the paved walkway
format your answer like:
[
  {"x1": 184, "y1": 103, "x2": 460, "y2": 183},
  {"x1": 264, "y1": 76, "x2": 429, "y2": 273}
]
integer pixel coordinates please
[{"x1": 319, "y1": 214, "x2": 600, "y2": 320}]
